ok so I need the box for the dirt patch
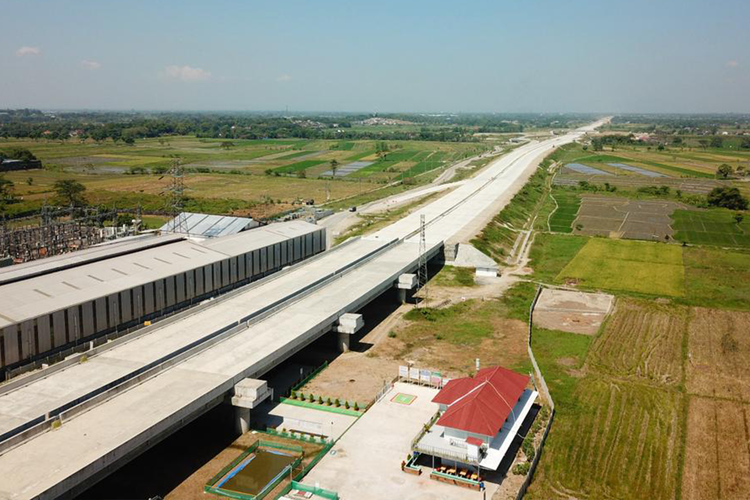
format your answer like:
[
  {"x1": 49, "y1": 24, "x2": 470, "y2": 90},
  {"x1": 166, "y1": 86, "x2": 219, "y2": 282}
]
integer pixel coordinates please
[
  {"x1": 586, "y1": 299, "x2": 687, "y2": 386},
  {"x1": 534, "y1": 288, "x2": 614, "y2": 335},
  {"x1": 299, "y1": 352, "x2": 400, "y2": 404},
  {"x1": 682, "y1": 395, "x2": 750, "y2": 500},
  {"x1": 165, "y1": 433, "x2": 324, "y2": 500},
  {"x1": 372, "y1": 303, "x2": 528, "y2": 379},
  {"x1": 687, "y1": 308, "x2": 750, "y2": 402}
]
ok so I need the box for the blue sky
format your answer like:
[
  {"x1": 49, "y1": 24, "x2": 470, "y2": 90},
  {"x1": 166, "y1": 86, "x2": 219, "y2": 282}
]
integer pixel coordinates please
[{"x1": 2, "y1": 0, "x2": 748, "y2": 113}]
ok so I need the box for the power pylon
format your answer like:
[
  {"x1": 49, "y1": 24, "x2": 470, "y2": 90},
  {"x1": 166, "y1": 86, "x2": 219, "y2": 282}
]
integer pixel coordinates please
[{"x1": 167, "y1": 158, "x2": 188, "y2": 234}]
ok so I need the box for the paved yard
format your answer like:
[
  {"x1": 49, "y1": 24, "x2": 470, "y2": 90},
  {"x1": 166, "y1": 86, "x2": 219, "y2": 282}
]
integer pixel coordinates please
[
  {"x1": 302, "y1": 381, "x2": 497, "y2": 500},
  {"x1": 252, "y1": 400, "x2": 358, "y2": 440}
]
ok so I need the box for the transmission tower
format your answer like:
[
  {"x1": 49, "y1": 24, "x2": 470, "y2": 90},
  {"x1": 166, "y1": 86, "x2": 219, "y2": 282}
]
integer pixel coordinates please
[
  {"x1": 417, "y1": 214, "x2": 429, "y2": 308},
  {"x1": 167, "y1": 158, "x2": 189, "y2": 234}
]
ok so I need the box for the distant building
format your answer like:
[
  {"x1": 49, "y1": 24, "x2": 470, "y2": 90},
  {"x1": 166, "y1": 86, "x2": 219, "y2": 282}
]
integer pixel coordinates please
[{"x1": 0, "y1": 159, "x2": 42, "y2": 172}]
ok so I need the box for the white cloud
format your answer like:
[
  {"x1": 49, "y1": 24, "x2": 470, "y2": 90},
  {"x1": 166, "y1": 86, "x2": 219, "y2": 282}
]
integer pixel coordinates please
[
  {"x1": 276, "y1": 74, "x2": 292, "y2": 82},
  {"x1": 81, "y1": 60, "x2": 101, "y2": 70},
  {"x1": 162, "y1": 65, "x2": 211, "y2": 82},
  {"x1": 727, "y1": 60, "x2": 739, "y2": 68},
  {"x1": 16, "y1": 46, "x2": 41, "y2": 57}
]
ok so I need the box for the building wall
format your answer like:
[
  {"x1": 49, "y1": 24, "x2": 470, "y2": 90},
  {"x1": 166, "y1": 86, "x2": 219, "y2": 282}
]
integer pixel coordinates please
[
  {"x1": 443, "y1": 427, "x2": 491, "y2": 445},
  {"x1": 0, "y1": 227, "x2": 325, "y2": 371}
]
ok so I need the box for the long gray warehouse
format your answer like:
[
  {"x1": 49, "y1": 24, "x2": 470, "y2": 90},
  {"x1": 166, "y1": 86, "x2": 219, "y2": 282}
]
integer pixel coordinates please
[{"x1": 0, "y1": 221, "x2": 325, "y2": 373}]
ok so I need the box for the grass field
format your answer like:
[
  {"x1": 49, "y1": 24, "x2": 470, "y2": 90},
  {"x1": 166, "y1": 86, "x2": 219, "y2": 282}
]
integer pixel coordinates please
[
  {"x1": 556, "y1": 238, "x2": 685, "y2": 297},
  {"x1": 548, "y1": 192, "x2": 580, "y2": 232},
  {"x1": 672, "y1": 209, "x2": 750, "y2": 247}
]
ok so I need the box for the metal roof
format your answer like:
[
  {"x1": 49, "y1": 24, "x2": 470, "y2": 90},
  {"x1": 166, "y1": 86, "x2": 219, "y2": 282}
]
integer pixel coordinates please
[
  {"x1": 0, "y1": 221, "x2": 320, "y2": 328},
  {"x1": 160, "y1": 212, "x2": 259, "y2": 238},
  {"x1": 0, "y1": 234, "x2": 185, "y2": 286}
]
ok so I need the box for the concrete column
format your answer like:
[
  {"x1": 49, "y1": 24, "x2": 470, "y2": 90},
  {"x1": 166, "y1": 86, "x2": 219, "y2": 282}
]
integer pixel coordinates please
[
  {"x1": 337, "y1": 332, "x2": 351, "y2": 353},
  {"x1": 332, "y1": 313, "x2": 364, "y2": 353},
  {"x1": 396, "y1": 273, "x2": 417, "y2": 304},
  {"x1": 235, "y1": 406, "x2": 250, "y2": 435}
]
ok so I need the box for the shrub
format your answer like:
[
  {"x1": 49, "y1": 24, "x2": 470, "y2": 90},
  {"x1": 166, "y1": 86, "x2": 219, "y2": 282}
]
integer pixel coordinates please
[
  {"x1": 522, "y1": 435, "x2": 536, "y2": 461},
  {"x1": 388, "y1": 331, "x2": 397, "y2": 338},
  {"x1": 512, "y1": 462, "x2": 531, "y2": 475}
]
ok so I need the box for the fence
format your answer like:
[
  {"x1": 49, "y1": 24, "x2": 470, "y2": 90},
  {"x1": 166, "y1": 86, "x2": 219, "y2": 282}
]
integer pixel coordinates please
[
  {"x1": 515, "y1": 285, "x2": 555, "y2": 500},
  {"x1": 289, "y1": 361, "x2": 328, "y2": 394},
  {"x1": 274, "y1": 480, "x2": 339, "y2": 500}
]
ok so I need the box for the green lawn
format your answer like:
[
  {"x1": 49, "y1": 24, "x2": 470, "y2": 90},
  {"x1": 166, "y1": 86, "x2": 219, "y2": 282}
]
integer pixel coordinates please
[
  {"x1": 672, "y1": 209, "x2": 750, "y2": 247},
  {"x1": 556, "y1": 238, "x2": 685, "y2": 296}
]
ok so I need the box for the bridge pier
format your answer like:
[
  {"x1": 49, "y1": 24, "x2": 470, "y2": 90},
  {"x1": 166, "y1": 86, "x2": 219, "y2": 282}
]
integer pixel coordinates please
[
  {"x1": 332, "y1": 313, "x2": 364, "y2": 352},
  {"x1": 230, "y1": 378, "x2": 272, "y2": 434},
  {"x1": 396, "y1": 273, "x2": 417, "y2": 304}
]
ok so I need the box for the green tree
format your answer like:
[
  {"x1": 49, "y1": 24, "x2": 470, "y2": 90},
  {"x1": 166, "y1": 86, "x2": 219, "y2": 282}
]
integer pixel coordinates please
[
  {"x1": 0, "y1": 147, "x2": 37, "y2": 162},
  {"x1": 220, "y1": 141, "x2": 235, "y2": 150},
  {"x1": 710, "y1": 137, "x2": 724, "y2": 148},
  {"x1": 707, "y1": 187, "x2": 749, "y2": 210},
  {"x1": 734, "y1": 213, "x2": 744, "y2": 225},
  {"x1": 0, "y1": 176, "x2": 15, "y2": 202},
  {"x1": 717, "y1": 164, "x2": 734, "y2": 179},
  {"x1": 53, "y1": 179, "x2": 87, "y2": 206},
  {"x1": 330, "y1": 159, "x2": 339, "y2": 177}
]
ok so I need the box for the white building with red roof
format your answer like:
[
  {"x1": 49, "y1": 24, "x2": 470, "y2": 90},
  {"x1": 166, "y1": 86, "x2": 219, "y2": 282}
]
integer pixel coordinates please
[{"x1": 413, "y1": 365, "x2": 538, "y2": 471}]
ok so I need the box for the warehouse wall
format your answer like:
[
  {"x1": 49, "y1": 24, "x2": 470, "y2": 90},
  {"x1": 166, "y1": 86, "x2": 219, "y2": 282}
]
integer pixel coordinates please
[{"x1": 0, "y1": 227, "x2": 325, "y2": 372}]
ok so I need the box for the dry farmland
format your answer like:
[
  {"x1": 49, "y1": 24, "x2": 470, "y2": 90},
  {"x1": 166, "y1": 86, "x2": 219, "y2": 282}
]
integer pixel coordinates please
[
  {"x1": 686, "y1": 308, "x2": 750, "y2": 402},
  {"x1": 586, "y1": 300, "x2": 687, "y2": 386},
  {"x1": 682, "y1": 396, "x2": 750, "y2": 500}
]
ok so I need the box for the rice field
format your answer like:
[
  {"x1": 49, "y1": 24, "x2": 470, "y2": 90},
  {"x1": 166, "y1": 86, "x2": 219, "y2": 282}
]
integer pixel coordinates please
[
  {"x1": 672, "y1": 209, "x2": 750, "y2": 248},
  {"x1": 556, "y1": 238, "x2": 685, "y2": 297},
  {"x1": 548, "y1": 192, "x2": 580, "y2": 232}
]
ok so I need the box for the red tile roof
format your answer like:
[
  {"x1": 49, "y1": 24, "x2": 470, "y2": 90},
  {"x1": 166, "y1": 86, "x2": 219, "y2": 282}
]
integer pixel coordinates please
[{"x1": 433, "y1": 366, "x2": 529, "y2": 437}]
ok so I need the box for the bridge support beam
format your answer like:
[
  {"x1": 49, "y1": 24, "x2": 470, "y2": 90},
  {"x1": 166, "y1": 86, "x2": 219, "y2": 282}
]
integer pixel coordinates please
[
  {"x1": 396, "y1": 273, "x2": 417, "y2": 304},
  {"x1": 230, "y1": 378, "x2": 272, "y2": 435},
  {"x1": 332, "y1": 313, "x2": 364, "y2": 353}
]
